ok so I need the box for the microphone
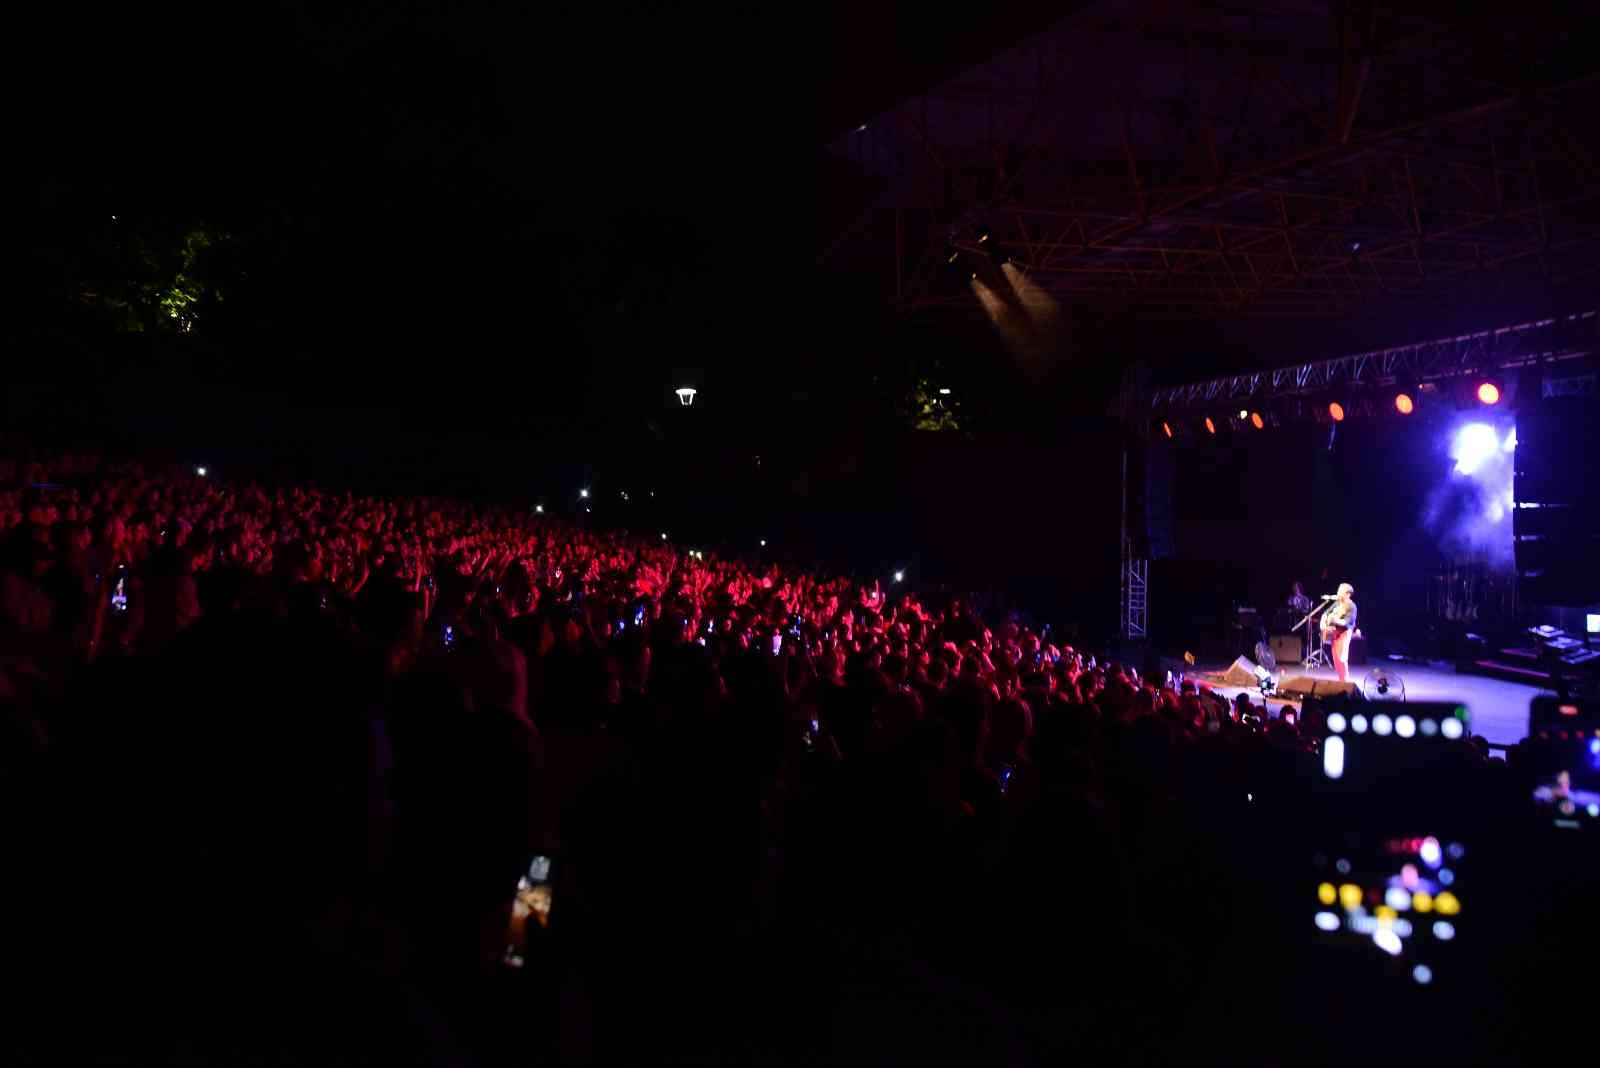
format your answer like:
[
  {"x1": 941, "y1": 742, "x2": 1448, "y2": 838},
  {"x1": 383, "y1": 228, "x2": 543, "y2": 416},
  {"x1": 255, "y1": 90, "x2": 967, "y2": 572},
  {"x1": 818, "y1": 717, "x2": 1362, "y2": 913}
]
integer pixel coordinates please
[{"x1": 1319, "y1": 593, "x2": 1338, "y2": 599}]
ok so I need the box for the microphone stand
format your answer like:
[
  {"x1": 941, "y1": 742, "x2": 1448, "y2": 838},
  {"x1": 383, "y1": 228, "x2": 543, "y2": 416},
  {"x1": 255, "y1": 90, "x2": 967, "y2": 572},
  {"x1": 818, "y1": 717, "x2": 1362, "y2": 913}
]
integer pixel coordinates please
[{"x1": 1295, "y1": 595, "x2": 1337, "y2": 670}]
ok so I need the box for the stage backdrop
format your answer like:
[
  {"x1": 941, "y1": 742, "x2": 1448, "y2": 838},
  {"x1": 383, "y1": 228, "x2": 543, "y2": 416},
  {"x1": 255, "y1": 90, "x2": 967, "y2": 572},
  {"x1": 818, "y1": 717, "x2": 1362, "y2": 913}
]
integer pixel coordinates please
[{"x1": 1151, "y1": 411, "x2": 1509, "y2": 656}]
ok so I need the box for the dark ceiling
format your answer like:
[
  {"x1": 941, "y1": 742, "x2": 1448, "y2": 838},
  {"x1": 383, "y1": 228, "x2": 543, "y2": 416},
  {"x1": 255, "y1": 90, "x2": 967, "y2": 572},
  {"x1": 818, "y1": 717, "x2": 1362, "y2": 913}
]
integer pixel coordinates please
[{"x1": 819, "y1": 2, "x2": 1600, "y2": 326}]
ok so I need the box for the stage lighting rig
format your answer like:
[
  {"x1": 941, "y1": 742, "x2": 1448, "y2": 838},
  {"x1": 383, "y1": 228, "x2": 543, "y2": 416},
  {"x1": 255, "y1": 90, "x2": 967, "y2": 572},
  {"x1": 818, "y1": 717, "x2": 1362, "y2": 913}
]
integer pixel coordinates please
[
  {"x1": 1394, "y1": 389, "x2": 1416, "y2": 415},
  {"x1": 1476, "y1": 380, "x2": 1502, "y2": 406},
  {"x1": 1204, "y1": 416, "x2": 1217, "y2": 435},
  {"x1": 1328, "y1": 401, "x2": 1347, "y2": 423}
]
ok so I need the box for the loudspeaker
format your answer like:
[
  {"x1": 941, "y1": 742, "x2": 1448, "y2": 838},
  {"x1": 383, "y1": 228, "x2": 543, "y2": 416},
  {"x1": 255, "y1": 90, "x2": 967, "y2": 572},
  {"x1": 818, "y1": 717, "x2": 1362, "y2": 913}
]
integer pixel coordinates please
[
  {"x1": 1269, "y1": 634, "x2": 1303, "y2": 665},
  {"x1": 1515, "y1": 399, "x2": 1600, "y2": 606},
  {"x1": 1278, "y1": 676, "x2": 1360, "y2": 700},
  {"x1": 1220, "y1": 656, "x2": 1260, "y2": 687}
]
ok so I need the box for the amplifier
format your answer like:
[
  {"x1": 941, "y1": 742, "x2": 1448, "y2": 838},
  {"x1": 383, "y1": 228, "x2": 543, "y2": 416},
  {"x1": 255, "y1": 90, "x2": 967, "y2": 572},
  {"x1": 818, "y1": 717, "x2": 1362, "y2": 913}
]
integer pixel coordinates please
[{"x1": 1269, "y1": 634, "x2": 1303, "y2": 665}]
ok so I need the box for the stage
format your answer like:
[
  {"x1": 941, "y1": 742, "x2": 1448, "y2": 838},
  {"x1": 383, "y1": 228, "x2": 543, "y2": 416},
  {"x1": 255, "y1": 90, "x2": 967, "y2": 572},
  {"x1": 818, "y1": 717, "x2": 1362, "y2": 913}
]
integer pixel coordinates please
[{"x1": 1198, "y1": 659, "x2": 1552, "y2": 747}]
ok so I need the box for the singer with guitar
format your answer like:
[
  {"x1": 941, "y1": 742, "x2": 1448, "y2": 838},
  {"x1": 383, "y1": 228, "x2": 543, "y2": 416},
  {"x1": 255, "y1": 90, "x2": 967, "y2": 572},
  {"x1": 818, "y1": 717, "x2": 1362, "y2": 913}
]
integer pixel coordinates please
[{"x1": 1320, "y1": 583, "x2": 1358, "y2": 683}]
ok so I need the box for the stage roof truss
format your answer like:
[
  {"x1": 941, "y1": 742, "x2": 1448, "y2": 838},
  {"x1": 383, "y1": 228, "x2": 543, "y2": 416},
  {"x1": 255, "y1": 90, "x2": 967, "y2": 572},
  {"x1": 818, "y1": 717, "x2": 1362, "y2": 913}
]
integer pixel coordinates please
[
  {"x1": 825, "y1": 5, "x2": 1600, "y2": 320},
  {"x1": 1148, "y1": 310, "x2": 1598, "y2": 410}
]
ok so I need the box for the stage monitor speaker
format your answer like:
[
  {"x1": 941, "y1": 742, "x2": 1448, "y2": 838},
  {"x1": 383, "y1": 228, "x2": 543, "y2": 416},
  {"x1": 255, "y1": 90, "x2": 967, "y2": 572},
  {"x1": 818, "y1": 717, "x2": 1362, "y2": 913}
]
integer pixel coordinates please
[
  {"x1": 1278, "y1": 676, "x2": 1360, "y2": 700},
  {"x1": 1269, "y1": 634, "x2": 1302, "y2": 665},
  {"x1": 1220, "y1": 656, "x2": 1260, "y2": 687}
]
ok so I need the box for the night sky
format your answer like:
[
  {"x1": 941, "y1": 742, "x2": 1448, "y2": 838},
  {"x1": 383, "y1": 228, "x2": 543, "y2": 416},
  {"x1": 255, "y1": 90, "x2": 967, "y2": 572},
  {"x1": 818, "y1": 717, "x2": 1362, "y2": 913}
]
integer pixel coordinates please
[{"x1": 17, "y1": 2, "x2": 812, "y2": 431}]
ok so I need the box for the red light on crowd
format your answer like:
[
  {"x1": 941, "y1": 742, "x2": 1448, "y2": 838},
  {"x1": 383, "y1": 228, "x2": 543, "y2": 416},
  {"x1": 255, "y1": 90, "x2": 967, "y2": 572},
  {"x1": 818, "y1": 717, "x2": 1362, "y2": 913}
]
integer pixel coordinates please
[
  {"x1": 1250, "y1": 412, "x2": 1265, "y2": 430},
  {"x1": 1328, "y1": 402, "x2": 1346, "y2": 422},
  {"x1": 1395, "y1": 393, "x2": 1415, "y2": 415},
  {"x1": 1162, "y1": 421, "x2": 1174, "y2": 439},
  {"x1": 1204, "y1": 417, "x2": 1216, "y2": 435},
  {"x1": 1476, "y1": 381, "x2": 1501, "y2": 406}
]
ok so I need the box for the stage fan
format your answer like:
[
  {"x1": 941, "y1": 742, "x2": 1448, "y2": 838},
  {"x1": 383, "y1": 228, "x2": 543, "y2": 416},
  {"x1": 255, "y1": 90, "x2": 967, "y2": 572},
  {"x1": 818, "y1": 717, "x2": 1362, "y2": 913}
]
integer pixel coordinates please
[
  {"x1": 1254, "y1": 641, "x2": 1277, "y2": 674},
  {"x1": 1361, "y1": 667, "x2": 1406, "y2": 702}
]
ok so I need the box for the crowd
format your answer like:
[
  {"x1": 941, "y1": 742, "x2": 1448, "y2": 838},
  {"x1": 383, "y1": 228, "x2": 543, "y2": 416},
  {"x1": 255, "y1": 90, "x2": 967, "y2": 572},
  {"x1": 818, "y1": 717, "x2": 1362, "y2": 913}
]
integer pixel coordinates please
[{"x1": 0, "y1": 450, "x2": 1588, "y2": 1066}]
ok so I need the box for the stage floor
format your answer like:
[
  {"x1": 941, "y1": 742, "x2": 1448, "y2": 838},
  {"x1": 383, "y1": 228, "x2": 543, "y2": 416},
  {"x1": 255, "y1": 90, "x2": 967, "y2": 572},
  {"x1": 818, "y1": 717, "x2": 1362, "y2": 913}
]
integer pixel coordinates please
[{"x1": 1199, "y1": 659, "x2": 1552, "y2": 746}]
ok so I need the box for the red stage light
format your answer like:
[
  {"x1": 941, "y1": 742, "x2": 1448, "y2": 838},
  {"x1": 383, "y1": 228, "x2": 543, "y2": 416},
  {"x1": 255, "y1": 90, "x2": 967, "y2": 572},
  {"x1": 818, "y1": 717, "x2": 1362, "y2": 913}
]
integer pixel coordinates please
[
  {"x1": 1204, "y1": 417, "x2": 1216, "y2": 435},
  {"x1": 1395, "y1": 393, "x2": 1415, "y2": 415},
  {"x1": 1250, "y1": 412, "x2": 1265, "y2": 429},
  {"x1": 1476, "y1": 381, "x2": 1501, "y2": 405},
  {"x1": 1328, "y1": 402, "x2": 1346, "y2": 422},
  {"x1": 1162, "y1": 421, "x2": 1174, "y2": 439}
]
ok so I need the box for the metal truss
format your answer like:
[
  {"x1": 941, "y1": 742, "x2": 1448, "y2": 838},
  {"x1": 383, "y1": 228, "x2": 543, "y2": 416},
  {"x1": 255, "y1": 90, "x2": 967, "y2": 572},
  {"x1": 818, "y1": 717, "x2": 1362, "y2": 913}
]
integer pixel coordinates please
[
  {"x1": 1543, "y1": 370, "x2": 1598, "y2": 398},
  {"x1": 1149, "y1": 310, "x2": 1599, "y2": 410},
  {"x1": 827, "y1": 7, "x2": 1600, "y2": 319},
  {"x1": 1120, "y1": 549, "x2": 1148, "y2": 641}
]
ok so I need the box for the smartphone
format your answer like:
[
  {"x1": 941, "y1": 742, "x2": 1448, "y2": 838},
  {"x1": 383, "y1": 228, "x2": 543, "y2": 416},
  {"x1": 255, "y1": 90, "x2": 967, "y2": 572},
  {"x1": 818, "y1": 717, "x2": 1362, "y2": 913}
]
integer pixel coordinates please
[
  {"x1": 505, "y1": 854, "x2": 556, "y2": 968},
  {"x1": 634, "y1": 604, "x2": 646, "y2": 627},
  {"x1": 1309, "y1": 831, "x2": 1466, "y2": 980},
  {"x1": 1525, "y1": 697, "x2": 1600, "y2": 829},
  {"x1": 110, "y1": 566, "x2": 129, "y2": 613},
  {"x1": 789, "y1": 614, "x2": 803, "y2": 638},
  {"x1": 771, "y1": 633, "x2": 783, "y2": 655},
  {"x1": 1318, "y1": 702, "x2": 1469, "y2": 785},
  {"x1": 443, "y1": 624, "x2": 455, "y2": 649}
]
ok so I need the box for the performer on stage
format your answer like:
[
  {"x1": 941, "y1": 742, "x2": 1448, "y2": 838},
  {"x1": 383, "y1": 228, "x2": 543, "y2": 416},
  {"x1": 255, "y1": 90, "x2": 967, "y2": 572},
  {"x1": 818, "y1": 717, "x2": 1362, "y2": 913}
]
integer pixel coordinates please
[
  {"x1": 1285, "y1": 581, "x2": 1313, "y2": 618},
  {"x1": 1321, "y1": 583, "x2": 1358, "y2": 683}
]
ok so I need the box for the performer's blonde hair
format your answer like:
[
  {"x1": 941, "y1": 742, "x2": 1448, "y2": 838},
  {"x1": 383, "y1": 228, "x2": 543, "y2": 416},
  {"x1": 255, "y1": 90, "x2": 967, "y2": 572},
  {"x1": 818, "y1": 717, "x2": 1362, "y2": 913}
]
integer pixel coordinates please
[{"x1": 1337, "y1": 582, "x2": 1354, "y2": 596}]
